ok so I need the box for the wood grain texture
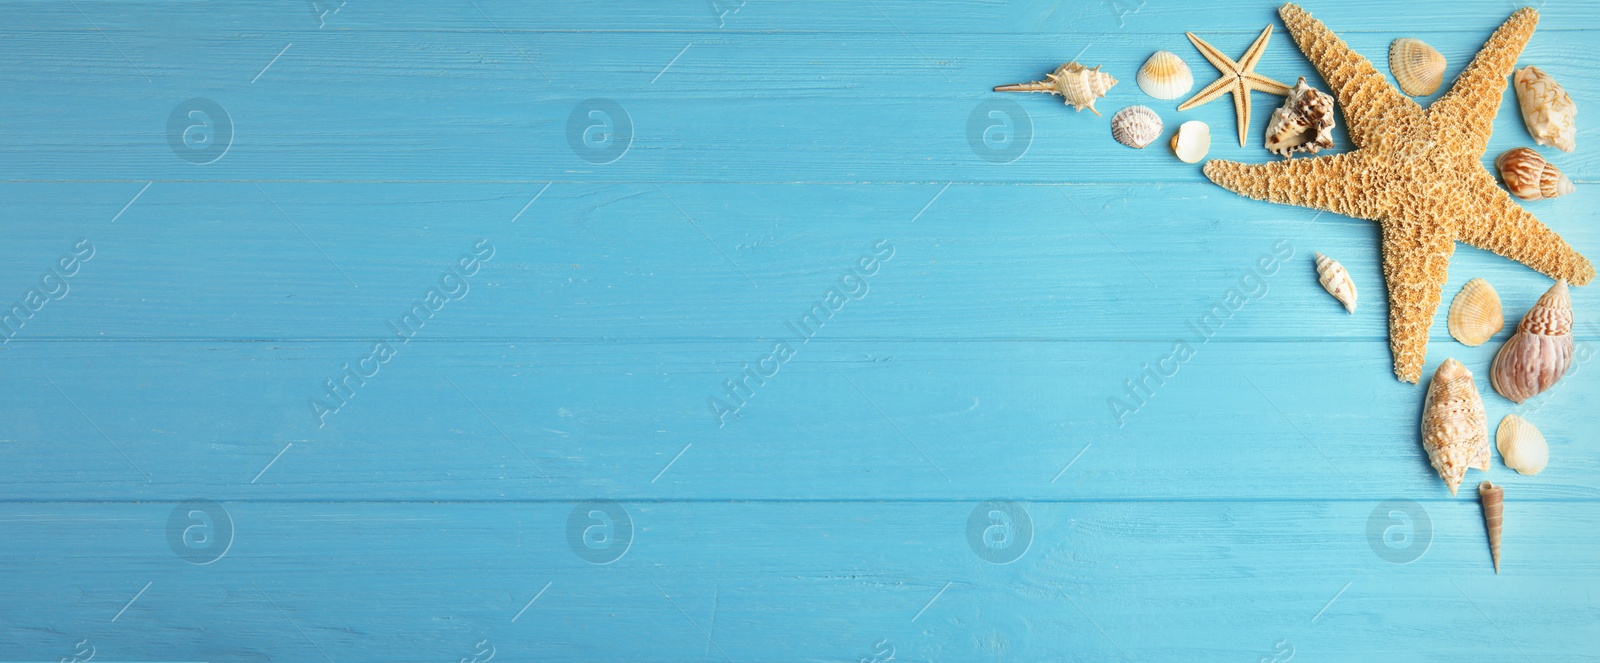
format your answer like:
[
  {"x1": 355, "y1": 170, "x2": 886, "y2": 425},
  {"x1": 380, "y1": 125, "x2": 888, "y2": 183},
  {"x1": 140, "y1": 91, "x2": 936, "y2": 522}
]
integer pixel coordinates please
[{"x1": 3, "y1": 1, "x2": 1598, "y2": 661}]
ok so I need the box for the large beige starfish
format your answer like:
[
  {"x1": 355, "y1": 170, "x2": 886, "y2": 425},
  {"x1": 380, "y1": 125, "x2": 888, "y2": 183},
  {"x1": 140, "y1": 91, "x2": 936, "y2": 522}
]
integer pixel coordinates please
[
  {"x1": 1204, "y1": 4, "x2": 1594, "y2": 383},
  {"x1": 1178, "y1": 25, "x2": 1292, "y2": 146}
]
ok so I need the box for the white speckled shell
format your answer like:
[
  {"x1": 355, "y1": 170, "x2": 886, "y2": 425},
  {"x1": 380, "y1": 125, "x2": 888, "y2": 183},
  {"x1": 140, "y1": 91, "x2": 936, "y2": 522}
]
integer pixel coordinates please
[
  {"x1": 1491, "y1": 280, "x2": 1574, "y2": 403},
  {"x1": 1110, "y1": 105, "x2": 1162, "y2": 149},
  {"x1": 1137, "y1": 50, "x2": 1193, "y2": 100},
  {"x1": 1421, "y1": 358, "x2": 1490, "y2": 496},
  {"x1": 1314, "y1": 252, "x2": 1356, "y2": 313},
  {"x1": 1170, "y1": 120, "x2": 1210, "y2": 163},
  {"x1": 1514, "y1": 66, "x2": 1576, "y2": 152},
  {"x1": 1496, "y1": 414, "x2": 1548, "y2": 476},
  {"x1": 1389, "y1": 38, "x2": 1446, "y2": 96},
  {"x1": 1447, "y1": 278, "x2": 1503, "y2": 346}
]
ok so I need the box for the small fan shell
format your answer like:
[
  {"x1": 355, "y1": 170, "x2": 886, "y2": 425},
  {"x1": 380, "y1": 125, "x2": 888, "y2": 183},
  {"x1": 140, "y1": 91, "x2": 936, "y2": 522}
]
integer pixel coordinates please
[
  {"x1": 1496, "y1": 414, "x2": 1548, "y2": 476},
  {"x1": 1389, "y1": 38, "x2": 1446, "y2": 96},
  {"x1": 1137, "y1": 51, "x2": 1194, "y2": 100},
  {"x1": 1110, "y1": 106, "x2": 1162, "y2": 149},
  {"x1": 1447, "y1": 278, "x2": 1504, "y2": 346}
]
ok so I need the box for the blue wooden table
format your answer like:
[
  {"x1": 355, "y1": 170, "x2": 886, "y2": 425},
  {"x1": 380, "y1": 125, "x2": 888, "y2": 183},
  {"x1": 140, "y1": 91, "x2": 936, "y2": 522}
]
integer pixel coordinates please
[{"x1": 3, "y1": 1, "x2": 1597, "y2": 660}]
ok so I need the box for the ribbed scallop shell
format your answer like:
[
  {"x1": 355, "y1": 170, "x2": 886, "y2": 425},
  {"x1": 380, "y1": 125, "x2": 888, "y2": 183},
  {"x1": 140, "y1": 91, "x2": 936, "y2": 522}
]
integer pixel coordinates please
[
  {"x1": 1389, "y1": 38, "x2": 1446, "y2": 96},
  {"x1": 1137, "y1": 50, "x2": 1194, "y2": 100},
  {"x1": 1170, "y1": 120, "x2": 1210, "y2": 164},
  {"x1": 1447, "y1": 278, "x2": 1503, "y2": 346},
  {"x1": 1514, "y1": 66, "x2": 1576, "y2": 153},
  {"x1": 1110, "y1": 105, "x2": 1162, "y2": 149},
  {"x1": 1496, "y1": 414, "x2": 1548, "y2": 476},
  {"x1": 1495, "y1": 147, "x2": 1575, "y2": 200},
  {"x1": 1314, "y1": 252, "x2": 1356, "y2": 313},
  {"x1": 1491, "y1": 280, "x2": 1574, "y2": 403},
  {"x1": 1421, "y1": 358, "x2": 1490, "y2": 496}
]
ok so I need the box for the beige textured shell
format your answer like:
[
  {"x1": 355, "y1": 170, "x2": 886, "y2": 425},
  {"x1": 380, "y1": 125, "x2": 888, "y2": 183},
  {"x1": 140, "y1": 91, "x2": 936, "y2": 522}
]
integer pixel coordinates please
[
  {"x1": 1491, "y1": 279, "x2": 1574, "y2": 403},
  {"x1": 993, "y1": 62, "x2": 1118, "y2": 116},
  {"x1": 1110, "y1": 105, "x2": 1163, "y2": 149},
  {"x1": 1479, "y1": 481, "x2": 1503, "y2": 574},
  {"x1": 1314, "y1": 252, "x2": 1356, "y2": 313},
  {"x1": 1496, "y1": 414, "x2": 1548, "y2": 476},
  {"x1": 1170, "y1": 120, "x2": 1210, "y2": 163},
  {"x1": 1421, "y1": 358, "x2": 1490, "y2": 496},
  {"x1": 1264, "y1": 78, "x2": 1336, "y2": 158},
  {"x1": 1494, "y1": 147, "x2": 1575, "y2": 200},
  {"x1": 1137, "y1": 50, "x2": 1194, "y2": 100},
  {"x1": 1389, "y1": 38, "x2": 1446, "y2": 96},
  {"x1": 1514, "y1": 66, "x2": 1576, "y2": 152},
  {"x1": 1447, "y1": 278, "x2": 1503, "y2": 346}
]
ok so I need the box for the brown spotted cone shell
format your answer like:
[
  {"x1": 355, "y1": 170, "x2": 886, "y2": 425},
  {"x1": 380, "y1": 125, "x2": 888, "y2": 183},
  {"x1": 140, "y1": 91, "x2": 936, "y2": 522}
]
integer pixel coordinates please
[
  {"x1": 1491, "y1": 279, "x2": 1574, "y2": 403},
  {"x1": 1495, "y1": 147, "x2": 1575, "y2": 200}
]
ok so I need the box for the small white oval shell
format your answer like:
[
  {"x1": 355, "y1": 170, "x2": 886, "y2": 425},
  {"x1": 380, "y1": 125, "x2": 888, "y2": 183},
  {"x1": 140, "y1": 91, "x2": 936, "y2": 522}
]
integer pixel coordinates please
[
  {"x1": 1111, "y1": 105, "x2": 1163, "y2": 149},
  {"x1": 1137, "y1": 50, "x2": 1194, "y2": 100},
  {"x1": 1170, "y1": 120, "x2": 1210, "y2": 163},
  {"x1": 1496, "y1": 414, "x2": 1548, "y2": 475}
]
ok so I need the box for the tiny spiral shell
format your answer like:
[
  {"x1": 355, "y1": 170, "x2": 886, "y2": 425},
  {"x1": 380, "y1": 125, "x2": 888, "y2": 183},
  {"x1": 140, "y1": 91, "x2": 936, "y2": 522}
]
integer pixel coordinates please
[
  {"x1": 1491, "y1": 279, "x2": 1574, "y2": 403},
  {"x1": 1314, "y1": 252, "x2": 1356, "y2": 313},
  {"x1": 1110, "y1": 105, "x2": 1162, "y2": 149},
  {"x1": 1495, "y1": 147, "x2": 1575, "y2": 201}
]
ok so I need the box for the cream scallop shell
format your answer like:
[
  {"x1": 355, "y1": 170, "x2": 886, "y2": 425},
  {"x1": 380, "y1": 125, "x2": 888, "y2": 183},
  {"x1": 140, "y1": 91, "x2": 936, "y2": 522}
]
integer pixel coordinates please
[
  {"x1": 1389, "y1": 38, "x2": 1446, "y2": 96},
  {"x1": 1137, "y1": 50, "x2": 1194, "y2": 100},
  {"x1": 1496, "y1": 414, "x2": 1548, "y2": 475},
  {"x1": 1110, "y1": 105, "x2": 1162, "y2": 149},
  {"x1": 1447, "y1": 278, "x2": 1504, "y2": 346},
  {"x1": 1170, "y1": 120, "x2": 1210, "y2": 163}
]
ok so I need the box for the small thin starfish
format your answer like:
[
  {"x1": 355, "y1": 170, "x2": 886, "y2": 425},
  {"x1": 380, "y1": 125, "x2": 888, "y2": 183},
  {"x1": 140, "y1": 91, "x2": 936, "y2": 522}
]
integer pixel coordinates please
[
  {"x1": 1204, "y1": 4, "x2": 1595, "y2": 383},
  {"x1": 1179, "y1": 25, "x2": 1292, "y2": 146}
]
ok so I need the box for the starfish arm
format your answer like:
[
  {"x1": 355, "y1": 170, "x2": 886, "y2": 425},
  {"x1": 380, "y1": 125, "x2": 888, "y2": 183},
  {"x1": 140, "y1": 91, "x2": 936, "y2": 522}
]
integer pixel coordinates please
[
  {"x1": 1278, "y1": 4, "x2": 1420, "y2": 149},
  {"x1": 1201, "y1": 152, "x2": 1375, "y2": 217},
  {"x1": 1232, "y1": 81, "x2": 1252, "y2": 146},
  {"x1": 1178, "y1": 75, "x2": 1235, "y2": 111},
  {"x1": 1237, "y1": 25, "x2": 1275, "y2": 71},
  {"x1": 1186, "y1": 32, "x2": 1241, "y2": 74},
  {"x1": 1378, "y1": 212, "x2": 1458, "y2": 383},
  {"x1": 1430, "y1": 8, "x2": 1539, "y2": 154},
  {"x1": 1457, "y1": 175, "x2": 1596, "y2": 285},
  {"x1": 1243, "y1": 71, "x2": 1292, "y2": 96}
]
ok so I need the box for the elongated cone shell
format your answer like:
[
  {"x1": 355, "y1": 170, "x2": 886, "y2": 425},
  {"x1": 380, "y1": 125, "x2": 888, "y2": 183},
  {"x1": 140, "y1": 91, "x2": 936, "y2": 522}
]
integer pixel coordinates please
[
  {"x1": 1479, "y1": 481, "x2": 1503, "y2": 573},
  {"x1": 1389, "y1": 38, "x2": 1446, "y2": 96},
  {"x1": 1421, "y1": 358, "x2": 1489, "y2": 496},
  {"x1": 1314, "y1": 252, "x2": 1357, "y2": 313},
  {"x1": 1496, "y1": 414, "x2": 1548, "y2": 476},
  {"x1": 1491, "y1": 280, "x2": 1575, "y2": 403},
  {"x1": 1495, "y1": 147, "x2": 1575, "y2": 201},
  {"x1": 994, "y1": 62, "x2": 1117, "y2": 116},
  {"x1": 1514, "y1": 66, "x2": 1576, "y2": 153},
  {"x1": 1447, "y1": 278, "x2": 1504, "y2": 346}
]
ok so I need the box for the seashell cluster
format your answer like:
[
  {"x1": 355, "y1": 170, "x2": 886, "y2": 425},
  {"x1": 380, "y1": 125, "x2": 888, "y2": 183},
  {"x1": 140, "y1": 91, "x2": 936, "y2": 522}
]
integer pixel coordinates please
[
  {"x1": 1170, "y1": 120, "x2": 1210, "y2": 163},
  {"x1": 1264, "y1": 78, "x2": 1336, "y2": 158},
  {"x1": 1314, "y1": 252, "x2": 1356, "y2": 313},
  {"x1": 1447, "y1": 278, "x2": 1503, "y2": 346},
  {"x1": 1513, "y1": 66, "x2": 1576, "y2": 153},
  {"x1": 1137, "y1": 50, "x2": 1194, "y2": 100},
  {"x1": 1496, "y1": 414, "x2": 1548, "y2": 476},
  {"x1": 994, "y1": 62, "x2": 1117, "y2": 116},
  {"x1": 1421, "y1": 358, "x2": 1490, "y2": 496},
  {"x1": 1110, "y1": 105, "x2": 1163, "y2": 149},
  {"x1": 1491, "y1": 279, "x2": 1574, "y2": 403},
  {"x1": 1479, "y1": 481, "x2": 1503, "y2": 574},
  {"x1": 1388, "y1": 38, "x2": 1446, "y2": 96},
  {"x1": 1494, "y1": 147, "x2": 1575, "y2": 201}
]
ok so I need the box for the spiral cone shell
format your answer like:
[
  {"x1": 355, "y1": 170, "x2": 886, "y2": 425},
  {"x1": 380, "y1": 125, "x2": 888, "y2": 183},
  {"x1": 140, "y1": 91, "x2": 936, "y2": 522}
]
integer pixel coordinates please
[{"x1": 1491, "y1": 280, "x2": 1574, "y2": 403}]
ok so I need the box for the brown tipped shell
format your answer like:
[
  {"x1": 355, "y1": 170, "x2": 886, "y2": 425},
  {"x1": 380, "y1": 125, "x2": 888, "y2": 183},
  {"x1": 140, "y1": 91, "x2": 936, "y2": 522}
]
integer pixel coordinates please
[
  {"x1": 1491, "y1": 280, "x2": 1575, "y2": 403},
  {"x1": 1389, "y1": 38, "x2": 1446, "y2": 96},
  {"x1": 1170, "y1": 120, "x2": 1210, "y2": 163},
  {"x1": 1137, "y1": 50, "x2": 1194, "y2": 100},
  {"x1": 1110, "y1": 105, "x2": 1163, "y2": 149},
  {"x1": 1514, "y1": 66, "x2": 1576, "y2": 153},
  {"x1": 1264, "y1": 78, "x2": 1336, "y2": 158},
  {"x1": 1314, "y1": 252, "x2": 1357, "y2": 313},
  {"x1": 1421, "y1": 358, "x2": 1489, "y2": 496},
  {"x1": 994, "y1": 62, "x2": 1117, "y2": 116},
  {"x1": 1479, "y1": 481, "x2": 1503, "y2": 573},
  {"x1": 1496, "y1": 414, "x2": 1548, "y2": 476},
  {"x1": 1495, "y1": 147, "x2": 1575, "y2": 201},
  {"x1": 1447, "y1": 278, "x2": 1504, "y2": 346}
]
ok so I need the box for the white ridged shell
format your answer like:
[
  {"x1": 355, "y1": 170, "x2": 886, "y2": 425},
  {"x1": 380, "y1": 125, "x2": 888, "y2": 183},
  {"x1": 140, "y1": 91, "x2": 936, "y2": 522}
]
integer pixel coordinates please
[
  {"x1": 1389, "y1": 38, "x2": 1446, "y2": 96},
  {"x1": 1314, "y1": 252, "x2": 1357, "y2": 313},
  {"x1": 1170, "y1": 120, "x2": 1210, "y2": 163},
  {"x1": 1496, "y1": 414, "x2": 1548, "y2": 475},
  {"x1": 1491, "y1": 280, "x2": 1575, "y2": 403},
  {"x1": 1447, "y1": 278, "x2": 1503, "y2": 346},
  {"x1": 1137, "y1": 50, "x2": 1194, "y2": 100},
  {"x1": 1514, "y1": 66, "x2": 1576, "y2": 152},
  {"x1": 1110, "y1": 105, "x2": 1162, "y2": 149}
]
